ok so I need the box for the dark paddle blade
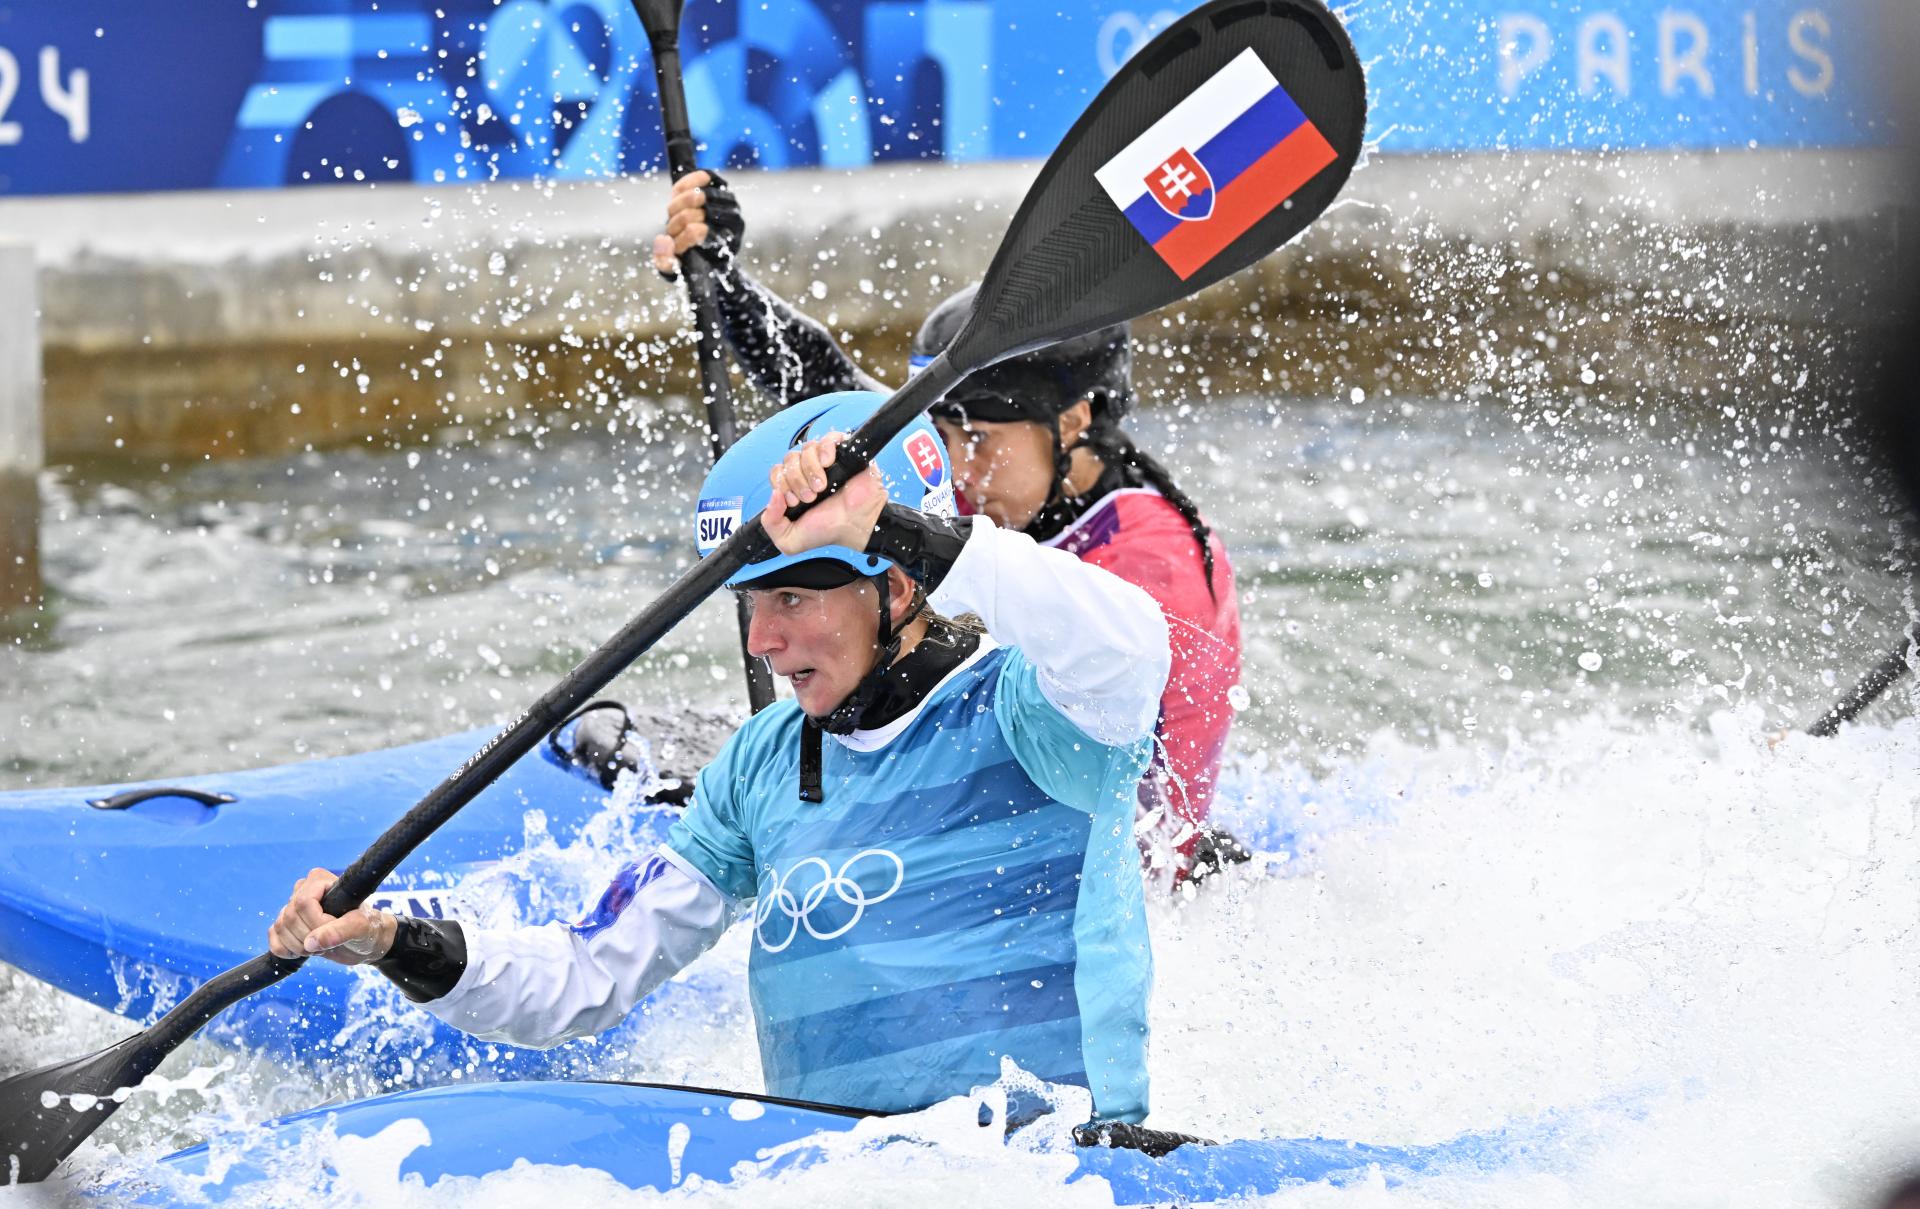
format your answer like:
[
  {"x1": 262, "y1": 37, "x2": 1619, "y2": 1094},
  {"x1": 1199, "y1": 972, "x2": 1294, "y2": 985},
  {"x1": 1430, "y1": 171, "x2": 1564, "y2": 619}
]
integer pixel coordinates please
[
  {"x1": 0, "y1": 0, "x2": 1365, "y2": 1182},
  {"x1": 3, "y1": 953, "x2": 299, "y2": 1183},
  {"x1": 943, "y1": 0, "x2": 1365, "y2": 377},
  {"x1": 3, "y1": 1037, "x2": 165, "y2": 1185}
]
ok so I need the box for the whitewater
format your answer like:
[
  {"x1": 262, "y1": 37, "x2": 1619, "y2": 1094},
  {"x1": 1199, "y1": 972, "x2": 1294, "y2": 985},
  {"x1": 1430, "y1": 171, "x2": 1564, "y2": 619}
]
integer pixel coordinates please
[{"x1": 3, "y1": 396, "x2": 1915, "y2": 1205}]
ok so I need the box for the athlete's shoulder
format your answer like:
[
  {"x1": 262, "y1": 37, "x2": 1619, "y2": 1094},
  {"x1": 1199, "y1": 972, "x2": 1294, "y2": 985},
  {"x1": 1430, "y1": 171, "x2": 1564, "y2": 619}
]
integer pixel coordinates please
[
  {"x1": 899, "y1": 642, "x2": 1013, "y2": 731},
  {"x1": 1064, "y1": 490, "x2": 1230, "y2": 609},
  {"x1": 710, "y1": 698, "x2": 807, "y2": 773},
  {"x1": 1113, "y1": 487, "x2": 1225, "y2": 552},
  {"x1": 1056, "y1": 487, "x2": 1208, "y2": 556}
]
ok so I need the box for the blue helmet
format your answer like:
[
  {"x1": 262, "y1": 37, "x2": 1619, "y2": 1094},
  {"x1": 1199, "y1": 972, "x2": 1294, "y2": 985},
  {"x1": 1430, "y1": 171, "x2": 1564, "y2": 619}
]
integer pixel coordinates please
[{"x1": 693, "y1": 390, "x2": 956, "y2": 590}]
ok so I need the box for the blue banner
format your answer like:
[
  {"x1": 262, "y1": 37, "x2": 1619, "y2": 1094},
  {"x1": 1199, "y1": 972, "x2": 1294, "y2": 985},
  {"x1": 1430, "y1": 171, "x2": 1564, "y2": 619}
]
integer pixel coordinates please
[{"x1": 0, "y1": 1, "x2": 1887, "y2": 197}]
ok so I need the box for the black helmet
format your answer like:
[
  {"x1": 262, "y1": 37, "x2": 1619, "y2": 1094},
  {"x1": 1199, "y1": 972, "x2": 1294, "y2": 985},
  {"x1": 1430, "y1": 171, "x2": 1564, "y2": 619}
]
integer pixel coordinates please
[{"x1": 910, "y1": 284, "x2": 1133, "y2": 426}]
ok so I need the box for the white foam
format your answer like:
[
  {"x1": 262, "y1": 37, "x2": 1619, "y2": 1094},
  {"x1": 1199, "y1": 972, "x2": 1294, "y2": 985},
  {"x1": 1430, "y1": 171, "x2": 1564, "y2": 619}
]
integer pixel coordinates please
[{"x1": 8, "y1": 711, "x2": 1918, "y2": 1205}]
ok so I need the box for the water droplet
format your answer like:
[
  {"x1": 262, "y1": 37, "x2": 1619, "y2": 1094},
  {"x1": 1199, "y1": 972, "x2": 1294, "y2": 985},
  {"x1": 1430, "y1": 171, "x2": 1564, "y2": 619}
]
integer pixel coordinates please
[
  {"x1": 1578, "y1": 651, "x2": 1604, "y2": 672},
  {"x1": 653, "y1": 1120, "x2": 690, "y2": 1187},
  {"x1": 727, "y1": 1098, "x2": 765, "y2": 1121}
]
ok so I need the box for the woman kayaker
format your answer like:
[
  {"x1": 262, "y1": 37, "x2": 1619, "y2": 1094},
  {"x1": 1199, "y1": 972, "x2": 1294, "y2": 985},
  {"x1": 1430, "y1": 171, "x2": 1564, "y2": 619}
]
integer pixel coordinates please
[
  {"x1": 654, "y1": 171, "x2": 1245, "y2": 885},
  {"x1": 270, "y1": 390, "x2": 1168, "y2": 1125}
]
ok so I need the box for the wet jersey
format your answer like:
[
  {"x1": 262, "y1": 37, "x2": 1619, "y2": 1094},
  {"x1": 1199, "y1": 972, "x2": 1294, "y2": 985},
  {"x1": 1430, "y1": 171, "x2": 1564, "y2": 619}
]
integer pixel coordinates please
[
  {"x1": 416, "y1": 519, "x2": 1169, "y2": 1123},
  {"x1": 1048, "y1": 487, "x2": 1242, "y2": 840},
  {"x1": 668, "y1": 641, "x2": 1153, "y2": 1118}
]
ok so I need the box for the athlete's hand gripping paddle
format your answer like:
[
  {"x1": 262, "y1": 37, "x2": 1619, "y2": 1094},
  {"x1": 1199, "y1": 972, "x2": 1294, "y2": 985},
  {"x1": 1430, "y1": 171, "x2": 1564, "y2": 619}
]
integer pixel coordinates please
[
  {"x1": 0, "y1": 0, "x2": 1365, "y2": 1181},
  {"x1": 630, "y1": 0, "x2": 776, "y2": 714}
]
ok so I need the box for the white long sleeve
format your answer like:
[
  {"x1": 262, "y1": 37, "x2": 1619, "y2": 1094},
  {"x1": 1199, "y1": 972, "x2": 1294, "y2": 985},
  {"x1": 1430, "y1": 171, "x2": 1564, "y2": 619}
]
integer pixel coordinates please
[
  {"x1": 928, "y1": 516, "x2": 1170, "y2": 746},
  {"x1": 423, "y1": 845, "x2": 737, "y2": 1048}
]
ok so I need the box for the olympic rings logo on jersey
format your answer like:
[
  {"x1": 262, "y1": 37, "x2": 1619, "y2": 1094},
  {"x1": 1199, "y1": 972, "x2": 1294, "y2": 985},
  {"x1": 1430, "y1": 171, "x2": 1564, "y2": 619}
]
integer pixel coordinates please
[{"x1": 753, "y1": 849, "x2": 905, "y2": 953}]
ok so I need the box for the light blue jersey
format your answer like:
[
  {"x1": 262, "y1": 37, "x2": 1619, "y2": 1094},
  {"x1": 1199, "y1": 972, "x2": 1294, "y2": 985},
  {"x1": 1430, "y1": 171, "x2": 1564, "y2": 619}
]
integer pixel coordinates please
[
  {"x1": 667, "y1": 644, "x2": 1154, "y2": 1121},
  {"x1": 420, "y1": 520, "x2": 1170, "y2": 1123}
]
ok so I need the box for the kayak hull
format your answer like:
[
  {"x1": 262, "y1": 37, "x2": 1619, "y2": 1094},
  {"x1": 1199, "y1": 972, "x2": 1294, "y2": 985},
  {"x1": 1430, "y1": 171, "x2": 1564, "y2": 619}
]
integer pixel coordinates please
[
  {"x1": 0, "y1": 712, "x2": 1360, "y2": 1084},
  {"x1": 141, "y1": 1080, "x2": 1521, "y2": 1205},
  {"x1": 0, "y1": 723, "x2": 701, "y2": 1068}
]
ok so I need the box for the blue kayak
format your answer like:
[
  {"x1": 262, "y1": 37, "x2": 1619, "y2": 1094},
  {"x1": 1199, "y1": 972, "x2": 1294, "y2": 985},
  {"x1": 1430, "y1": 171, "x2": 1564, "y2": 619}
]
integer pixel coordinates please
[
  {"x1": 0, "y1": 702, "x2": 1356, "y2": 1089},
  {"x1": 140, "y1": 1081, "x2": 1532, "y2": 1203},
  {"x1": 0, "y1": 705, "x2": 727, "y2": 1072}
]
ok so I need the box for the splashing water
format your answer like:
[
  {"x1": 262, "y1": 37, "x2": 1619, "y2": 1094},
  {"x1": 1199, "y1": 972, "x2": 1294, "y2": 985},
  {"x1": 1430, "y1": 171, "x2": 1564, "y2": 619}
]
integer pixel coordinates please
[
  {"x1": 4, "y1": 708, "x2": 1913, "y2": 1206},
  {"x1": 3, "y1": 395, "x2": 1915, "y2": 1203}
]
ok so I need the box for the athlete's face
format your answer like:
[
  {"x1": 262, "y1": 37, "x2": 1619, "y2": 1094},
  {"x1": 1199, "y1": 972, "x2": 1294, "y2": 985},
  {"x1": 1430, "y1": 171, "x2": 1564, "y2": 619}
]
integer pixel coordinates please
[
  {"x1": 742, "y1": 572, "x2": 910, "y2": 719},
  {"x1": 934, "y1": 416, "x2": 1056, "y2": 530}
]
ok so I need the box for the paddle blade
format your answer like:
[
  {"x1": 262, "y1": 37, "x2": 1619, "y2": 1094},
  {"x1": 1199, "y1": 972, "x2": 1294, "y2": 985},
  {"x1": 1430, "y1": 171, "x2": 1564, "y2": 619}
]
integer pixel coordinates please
[
  {"x1": 946, "y1": 0, "x2": 1365, "y2": 374},
  {"x1": 1, "y1": 952, "x2": 300, "y2": 1183},
  {"x1": 0, "y1": 1033, "x2": 159, "y2": 1184}
]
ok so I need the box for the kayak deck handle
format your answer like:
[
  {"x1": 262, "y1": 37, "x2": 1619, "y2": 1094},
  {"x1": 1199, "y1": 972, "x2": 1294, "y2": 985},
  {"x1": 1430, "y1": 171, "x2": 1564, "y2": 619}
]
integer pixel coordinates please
[{"x1": 88, "y1": 788, "x2": 237, "y2": 812}]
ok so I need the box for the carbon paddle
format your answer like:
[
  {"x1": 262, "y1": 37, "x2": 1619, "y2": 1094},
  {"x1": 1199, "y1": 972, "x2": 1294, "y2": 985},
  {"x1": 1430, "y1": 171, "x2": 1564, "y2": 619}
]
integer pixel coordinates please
[
  {"x1": 1804, "y1": 625, "x2": 1916, "y2": 736},
  {"x1": 633, "y1": 0, "x2": 776, "y2": 713},
  {"x1": 0, "y1": 0, "x2": 1365, "y2": 1181}
]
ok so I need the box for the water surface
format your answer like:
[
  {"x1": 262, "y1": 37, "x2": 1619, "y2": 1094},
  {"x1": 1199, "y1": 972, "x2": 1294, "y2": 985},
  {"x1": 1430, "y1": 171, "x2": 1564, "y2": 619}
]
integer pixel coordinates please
[{"x1": 2, "y1": 393, "x2": 1915, "y2": 1206}]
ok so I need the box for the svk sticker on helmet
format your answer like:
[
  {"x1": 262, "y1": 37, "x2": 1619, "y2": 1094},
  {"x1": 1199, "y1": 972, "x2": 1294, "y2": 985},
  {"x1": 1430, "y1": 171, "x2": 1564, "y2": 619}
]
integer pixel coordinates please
[{"x1": 696, "y1": 495, "x2": 743, "y2": 554}]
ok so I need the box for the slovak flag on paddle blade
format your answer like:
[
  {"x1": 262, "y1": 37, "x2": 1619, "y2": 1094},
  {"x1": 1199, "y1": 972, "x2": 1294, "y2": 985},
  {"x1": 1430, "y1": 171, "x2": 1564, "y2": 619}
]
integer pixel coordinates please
[
  {"x1": 1096, "y1": 48, "x2": 1338, "y2": 280},
  {"x1": 1147, "y1": 148, "x2": 1215, "y2": 222}
]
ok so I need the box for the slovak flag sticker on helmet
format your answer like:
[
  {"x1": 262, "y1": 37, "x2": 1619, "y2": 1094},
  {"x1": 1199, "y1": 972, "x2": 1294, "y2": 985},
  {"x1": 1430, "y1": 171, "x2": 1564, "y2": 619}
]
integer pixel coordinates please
[
  {"x1": 904, "y1": 430, "x2": 946, "y2": 488},
  {"x1": 695, "y1": 495, "x2": 743, "y2": 555},
  {"x1": 1095, "y1": 48, "x2": 1338, "y2": 281}
]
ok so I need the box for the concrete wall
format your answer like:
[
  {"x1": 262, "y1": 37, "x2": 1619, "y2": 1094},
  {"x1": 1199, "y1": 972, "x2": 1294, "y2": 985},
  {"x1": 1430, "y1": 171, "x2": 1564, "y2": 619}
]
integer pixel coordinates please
[
  {"x1": 0, "y1": 149, "x2": 1901, "y2": 462},
  {"x1": 0, "y1": 244, "x2": 42, "y2": 609}
]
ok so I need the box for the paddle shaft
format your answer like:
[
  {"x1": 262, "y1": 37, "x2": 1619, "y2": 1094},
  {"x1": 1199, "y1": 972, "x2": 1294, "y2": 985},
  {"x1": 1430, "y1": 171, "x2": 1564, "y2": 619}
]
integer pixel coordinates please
[
  {"x1": 355, "y1": 361, "x2": 962, "y2": 918},
  {"x1": 1805, "y1": 625, "x2": 1915, "y2": 736},
  {"x1": 120, "y1": 17, "x2": 793, "y2": 1037},
  {"x1": 636, "y1": 1, "x2": 775, "y2": 714}
]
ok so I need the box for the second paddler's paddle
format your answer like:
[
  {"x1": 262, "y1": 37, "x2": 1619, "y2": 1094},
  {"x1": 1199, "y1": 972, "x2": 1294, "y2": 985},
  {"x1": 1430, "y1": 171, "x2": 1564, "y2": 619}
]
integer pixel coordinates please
[
  {"x1": 631, "y1": 0, "x2": 775, "y2": 714},
  {"x1": 1803, "y1": 623, "x2": 1916, "y2": 736},
  {"x1": 0, "y1": 0, "x2": 1365, "y2": 1181}
]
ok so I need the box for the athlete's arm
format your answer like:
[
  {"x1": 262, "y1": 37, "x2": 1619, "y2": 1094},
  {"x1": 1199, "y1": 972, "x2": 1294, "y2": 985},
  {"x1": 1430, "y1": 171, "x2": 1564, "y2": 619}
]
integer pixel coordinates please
[
  {"x1": 269, "y1": 853, "x2": 737, "y2": 1048},
  {"x1": 405, "y1": 847, "x2": 737, "y2": 1048},
  {"x1": 927, "y1": 515, "x2": 1171, "y2": 746},
  {"x1": 654, "y1": 169, "x2": 885, "y2": 404},
  {"x1": 407, "y1": 732, "x2": 761, "y2": 1048},
  {"x1": 720, "y1": 271, "x2": 886, "y2": 402}
]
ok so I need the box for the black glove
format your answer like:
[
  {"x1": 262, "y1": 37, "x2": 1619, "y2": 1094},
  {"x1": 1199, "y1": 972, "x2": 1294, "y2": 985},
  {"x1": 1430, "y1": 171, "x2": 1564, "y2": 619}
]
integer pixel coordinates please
[
  {"x1": 865, "y1": 503, "x2": 973, "y2": 593},
  {"x1": 658, "y1": 168, "x2": 745, "y2": 284}
]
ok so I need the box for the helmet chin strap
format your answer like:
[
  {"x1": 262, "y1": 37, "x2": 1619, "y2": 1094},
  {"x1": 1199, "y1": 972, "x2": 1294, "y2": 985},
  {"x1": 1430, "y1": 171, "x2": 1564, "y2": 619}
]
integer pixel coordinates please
[{"x1": 1046, "y1": 417, "x2": 1077, "y2": 508}]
